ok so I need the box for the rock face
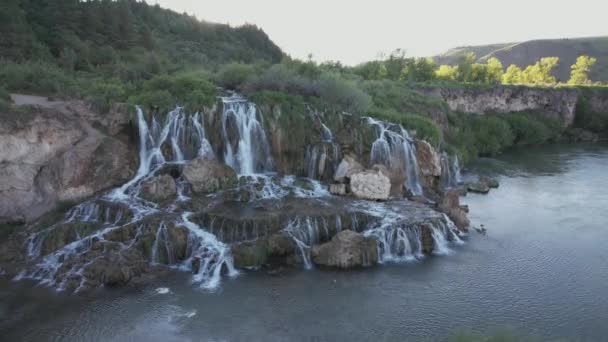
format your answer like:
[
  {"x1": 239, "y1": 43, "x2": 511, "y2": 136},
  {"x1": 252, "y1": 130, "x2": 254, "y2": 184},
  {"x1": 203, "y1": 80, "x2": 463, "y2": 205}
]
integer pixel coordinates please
[
  {"x1": 0, "y1": 96, "x2": 136, "y2": 224},
  {"x1": 140, "y1": 175, "x2": 177, "y2": 203},
  {"x1": 438, "y1": 189, "x2": 470, "y2": 231},
  {"x1": 183, "y1": 157, "x2": 237, "y2": 193},
  {"x1": 311, "y1": 230, "x2": 378, "y2": 268},
  {"x1": 419, "y1": 86, "x2": 579, "y2": 126},
  {"x1": 349, "y1": 169, "x2": 391, "y2": 200},
  {"x1": 415, "y1": 140, "x2": 441, "y2": 177}
]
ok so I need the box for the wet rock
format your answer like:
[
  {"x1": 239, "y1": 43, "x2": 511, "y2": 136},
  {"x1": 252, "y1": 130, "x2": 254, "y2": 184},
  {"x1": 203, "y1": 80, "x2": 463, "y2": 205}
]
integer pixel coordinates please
[
  {"x1": 311, "y1": 230, "x2": 378, "y2": 268},
  {"x1": 349, "y1": 169, "x2": 391, "y2": 201},
  {"x1": 333, "y1": 155, "x2": 363, "y2": 183},
  {"x1": 140, "y1": 175, "x2": 177, "y2": 203},
  {"x1": 480, "y1": 176, "x2": 499, "y2": 188},
  {"x1": 266, "y1": 233, "x2": 295, "y2": 256},
  {"x1": 329, "y1": 183, "x2": 347, "y2": 196},
  {"x1": 467, "y1": 181, "x2": 490, "y2": 194},
  {"x1": 183, "y1": 157, "x2": 237, "y2": 193},
  {"x1": 438, "y1": 189, "x2": 470, "y2": 231},
  {"x1": 167, "y1": 225, "x2": 189, "y2": 260},
  {"x1": 191, "y1": 257, "x2": 201, "y2": 274},
  {"x1": 231, "y1": 240, "x2": 268, "y2": 268}
]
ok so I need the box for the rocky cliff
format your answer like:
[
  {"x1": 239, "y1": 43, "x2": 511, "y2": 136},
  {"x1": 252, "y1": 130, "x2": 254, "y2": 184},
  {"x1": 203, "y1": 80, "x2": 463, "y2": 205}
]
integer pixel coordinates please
[
  {"x1": 0, "y1": 95, "x2": 136, "y2": 224},
  {"x1": 418, "y1": 86, "x2": 580, "y2": 125}
]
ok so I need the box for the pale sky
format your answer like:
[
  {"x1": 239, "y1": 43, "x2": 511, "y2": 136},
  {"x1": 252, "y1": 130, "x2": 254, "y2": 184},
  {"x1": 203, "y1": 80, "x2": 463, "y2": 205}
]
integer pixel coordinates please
[{"x1": 155, "y1": 0, "x2": 607, "y2": 65}]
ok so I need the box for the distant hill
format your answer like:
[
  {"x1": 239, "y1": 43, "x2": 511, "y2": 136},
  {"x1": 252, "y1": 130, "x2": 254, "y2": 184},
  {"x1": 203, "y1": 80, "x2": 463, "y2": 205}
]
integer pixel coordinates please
[{"x1": 433, "y1": 37, "x2": 608, "y2": 82}]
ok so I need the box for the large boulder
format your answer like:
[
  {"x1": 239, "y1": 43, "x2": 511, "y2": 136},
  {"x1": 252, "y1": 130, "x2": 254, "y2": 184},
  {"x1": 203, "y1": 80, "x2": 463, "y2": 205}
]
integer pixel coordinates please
[
  {"x1": 467, "y1": 181, "x2": 490, "y2": 194},
  {"x1": 183, "y1": 157, "x2": 237, "y2": 193},
  {"x1": 311, "y1": 230, "x2": 378, "y2": 268},
  {"x1": 438, "y1": 189, "x2": 470, "y2": 231},
  {"x1": 333, "y1": 155, "x2": 363, "y2": 183},
  {"x1": 349, "y1": 169, "x2": 391, "y2": 200},
  {"x1": 140, "y1": 175, "x2": 177, "y2": 203}
]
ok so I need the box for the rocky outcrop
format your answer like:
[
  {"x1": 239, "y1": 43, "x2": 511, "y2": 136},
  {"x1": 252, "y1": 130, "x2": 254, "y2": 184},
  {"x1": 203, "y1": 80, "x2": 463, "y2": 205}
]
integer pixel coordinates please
[
  {"x1": 438, "y1": 189, "x2": 470, "y2": 231},
  {"x1": 0, "y1": 96, "x2": 136, "y2": 224},
  {"x1": 419, "y1": 86, "x2": 579, "y2": 126},
  {"x1": 183, "y1": 157, "x2": 237, "y2": 193},
  {"x1": 311, "y1": 230, "x2": 378, "y2": 268},
  {"x1": 415, "y1": 140, "x2": 441, "y2": 177},
  {"x1": 349, "y1": 169, "x2": 391, "y2": 200},
  {"x1": 140, "y1": 175, "x2": 177, "y2": 203}
]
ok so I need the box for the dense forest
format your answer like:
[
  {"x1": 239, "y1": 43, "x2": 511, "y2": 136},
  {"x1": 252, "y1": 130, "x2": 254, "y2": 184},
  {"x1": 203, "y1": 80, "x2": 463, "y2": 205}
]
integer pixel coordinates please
[{"x1": 1, "y1": 0, "x2": 607, "y2": 163}]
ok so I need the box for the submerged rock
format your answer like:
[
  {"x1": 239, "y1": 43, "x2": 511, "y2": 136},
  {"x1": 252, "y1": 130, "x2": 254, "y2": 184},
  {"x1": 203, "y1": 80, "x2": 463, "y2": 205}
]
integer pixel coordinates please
[
  {"x1": 183, "y1": 157, "x2": 237, "y2": 193},
  {"x1": 140, "y1": 175, "x2": 177, "y2": 203},
  {"x1": 311, "y1": 230, "x2": 378, "y2": 268},
  {"x1": 329, "y1": 183, "x2": 347, "y2": 196},
  {"x1": 349, "y1": 169, "x2": 391, "y2": 201}
]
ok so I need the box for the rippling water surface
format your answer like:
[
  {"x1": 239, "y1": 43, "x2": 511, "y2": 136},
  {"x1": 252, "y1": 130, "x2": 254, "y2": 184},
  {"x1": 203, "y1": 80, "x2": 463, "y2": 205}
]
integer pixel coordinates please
[{"x1": 2, "y1": 144, "x2": 607, "y2": 341}]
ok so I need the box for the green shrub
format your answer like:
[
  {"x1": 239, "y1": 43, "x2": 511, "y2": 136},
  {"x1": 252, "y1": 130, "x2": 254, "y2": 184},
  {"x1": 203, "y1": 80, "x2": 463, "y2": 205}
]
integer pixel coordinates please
[
  {"x1": 0, "y1": 61, "x2": 83, "y2": 97},
  {"x1": 129, "y1": 72, "x2": 217, "y2": 112},
  {"x1": 214, "y1": 63, "x2": 256, "y2": 90},
  {"x1": 503, "y1": 112, "x2": 563, "y2": 145}
]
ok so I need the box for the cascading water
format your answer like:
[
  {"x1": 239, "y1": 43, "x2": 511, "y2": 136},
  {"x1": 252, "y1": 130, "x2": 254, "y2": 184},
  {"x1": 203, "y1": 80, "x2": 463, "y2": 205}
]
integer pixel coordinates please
[
  {"x1": 305, "y1": 121, "x2": 340, "y2": 180},
  {"x1": 17, "y1": 106, "x2": 240, "y2": 292},
  {"x1": 284, "y1": 217, "x2": 331, "y2": 269},
  {"x1": 441, "y1": 153, "x2": 463, "y2": 189},
  {"x1": 365, "y1": 118, "x2": 423, "y2": 195},
  {"x1": 221, "y1": 96, "x2": 274, "y2": 175}
]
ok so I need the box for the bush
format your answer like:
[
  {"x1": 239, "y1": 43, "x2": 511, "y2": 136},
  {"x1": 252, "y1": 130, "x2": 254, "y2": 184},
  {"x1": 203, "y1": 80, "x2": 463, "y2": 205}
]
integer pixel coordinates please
[
  {"x1": 214, "y1": 63, "x2": 256, "y2": 90},
  {"x1": 316, "y1": 73, "x2": 371, "y2": 113},
  {"x1": 0, "y1": 61, "x2": 83, "y2": 97},
  {"x1": 503, "y1": 112, "x2": 563, "y2": 145},
  {"x1": 129, "y1": 72, "x2": 217, "y2": 112}
]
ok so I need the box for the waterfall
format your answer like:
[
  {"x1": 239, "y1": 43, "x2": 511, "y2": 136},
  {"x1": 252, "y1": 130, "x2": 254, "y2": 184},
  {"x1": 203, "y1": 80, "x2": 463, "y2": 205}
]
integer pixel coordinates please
[
  {"x1": 221, "y1": 95, "x2": 274, "y2": 175},
  {"x1": 17, "y1": 106, "x2": 243, "y2": 292},
  {"x1": 440, "y1": 153, "x2": 463, "y2": 189},
  {"x1": 180, "y1": 212, "x2": 238, "y2": 290},
  {"x1": 321, "y1": 123, "x2": 333, "y2": 142},
  {"x1": 365, "y1": 118, "x2": 423, "y2": 195},
  {"x1": 305, "y1": 120, "x2": 340, "y2": 180},
  {"x1": 284, "y1": 217, "x2": 330, "y2": 269}
]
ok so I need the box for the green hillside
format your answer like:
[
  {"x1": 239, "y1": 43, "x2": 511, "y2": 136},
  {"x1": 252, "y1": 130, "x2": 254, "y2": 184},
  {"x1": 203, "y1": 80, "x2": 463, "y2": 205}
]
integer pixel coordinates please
[{"x1": 433, "y1": 37, "x2": 608, "y2": 82}]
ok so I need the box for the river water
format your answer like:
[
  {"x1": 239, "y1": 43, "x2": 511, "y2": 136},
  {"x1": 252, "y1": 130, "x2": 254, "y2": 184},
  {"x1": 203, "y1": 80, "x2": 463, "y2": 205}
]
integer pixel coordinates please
[{"x1": 1, "y1": 144, "x2": 607, "y2": 341}]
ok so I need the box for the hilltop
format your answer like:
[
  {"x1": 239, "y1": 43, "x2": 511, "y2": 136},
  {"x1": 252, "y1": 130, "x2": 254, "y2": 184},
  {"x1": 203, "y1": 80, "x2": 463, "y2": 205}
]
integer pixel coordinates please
[{"x1": 433, "y1": 37, "x2": 608, "y2": 82}]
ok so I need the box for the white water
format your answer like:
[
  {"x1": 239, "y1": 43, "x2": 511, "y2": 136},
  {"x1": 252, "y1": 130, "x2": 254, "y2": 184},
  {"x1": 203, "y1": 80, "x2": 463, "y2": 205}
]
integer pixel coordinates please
[
  {"x1": 18, "y1": 106, "x2": 240, "y2": 291},
  {"x1": 441, "y1": 153, "x2": 463, "y2": 189},
  {"x1": 365, "y1": 117, "x2": 423, "y2": 195},
  {"x1": 221, "y1": 96, "x2": 274, "y2": 175}
]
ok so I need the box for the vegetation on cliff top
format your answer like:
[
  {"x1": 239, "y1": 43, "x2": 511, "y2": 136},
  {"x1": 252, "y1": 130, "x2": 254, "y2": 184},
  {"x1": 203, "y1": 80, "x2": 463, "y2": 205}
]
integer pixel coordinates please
[{"x1": 1, "y1": 0, "x2": 607, "y2": 164}]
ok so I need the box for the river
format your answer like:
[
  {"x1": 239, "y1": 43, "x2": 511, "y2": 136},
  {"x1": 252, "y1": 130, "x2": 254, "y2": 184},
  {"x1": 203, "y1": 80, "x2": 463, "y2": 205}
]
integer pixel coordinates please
[{"x1": 1, "y1": 144, "x2": 607, "y2": 341}]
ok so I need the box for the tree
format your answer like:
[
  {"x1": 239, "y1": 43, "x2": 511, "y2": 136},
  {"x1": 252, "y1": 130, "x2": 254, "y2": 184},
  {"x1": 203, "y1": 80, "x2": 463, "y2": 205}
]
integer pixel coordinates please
[
  {"x1": 403, "y1": 57, "x2": 436, "y2": 82},
  {"x1": 436, "y1": 65, "x2": 458, "y2": 81},
  {"x1": 520, "y1": 57, "x2": 559, "y2": 84},
  {"x1": 568, "y1": 55, "x2": 597, "y2": 85},
  {"x1": 502, "y1": 65, "x2": 522, "y2": 84},
  {"x1": 456, "y1": 52, "x2": 477, "y2": 82},
  {"x1": 485, "y1": 57, "x2": 503, "y2": 84}
]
